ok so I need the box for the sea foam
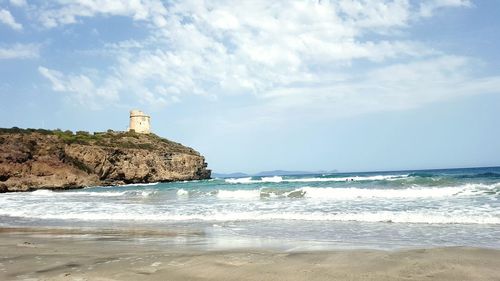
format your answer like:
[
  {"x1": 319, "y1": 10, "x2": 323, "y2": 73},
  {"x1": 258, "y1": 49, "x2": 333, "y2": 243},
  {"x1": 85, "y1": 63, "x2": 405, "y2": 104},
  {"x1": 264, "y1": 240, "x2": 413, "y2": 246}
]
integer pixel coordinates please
[
  {"x1": 25, "y1": 189, "x2": 158, "y2": 198},
  {"x1": 1, "y1": 171, "x2": 499, "y2": 229},
  {"x1": 2, "y1": 209, "x2": 498, "y2": 225},
  {"x1": 225, "y1": 174, "x2": 407, "y2": 184},
  {"x1": 176, "y1": 189, "x2": 188, "y2": 195},
  {"x1": 217, "y1": 189, "x2": 261, "y2": 199},
  {"x1": 207, "y1": 183, "x2": 499, "y2": 200}
]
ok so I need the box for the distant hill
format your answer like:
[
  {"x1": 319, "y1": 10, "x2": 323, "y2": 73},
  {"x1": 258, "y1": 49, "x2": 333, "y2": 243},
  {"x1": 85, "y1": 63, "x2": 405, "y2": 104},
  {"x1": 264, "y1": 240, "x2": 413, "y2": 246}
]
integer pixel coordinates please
[{"x1": 212, "y1": 172, "x2": 249, "y2": 178}]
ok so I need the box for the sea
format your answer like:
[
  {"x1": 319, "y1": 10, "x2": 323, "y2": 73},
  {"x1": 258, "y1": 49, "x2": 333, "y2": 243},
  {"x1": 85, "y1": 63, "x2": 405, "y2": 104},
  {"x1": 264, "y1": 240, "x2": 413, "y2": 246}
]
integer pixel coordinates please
[{"x1": 1, "y1": 166, "x2": 499, "y2": 250}]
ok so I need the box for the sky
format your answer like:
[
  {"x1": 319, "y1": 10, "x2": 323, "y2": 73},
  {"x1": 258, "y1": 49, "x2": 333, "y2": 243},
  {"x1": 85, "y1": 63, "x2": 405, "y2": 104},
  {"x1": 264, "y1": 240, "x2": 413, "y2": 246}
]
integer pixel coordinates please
[{"x1": 0, "y1": 0, "x2": 499, "y2": 173}]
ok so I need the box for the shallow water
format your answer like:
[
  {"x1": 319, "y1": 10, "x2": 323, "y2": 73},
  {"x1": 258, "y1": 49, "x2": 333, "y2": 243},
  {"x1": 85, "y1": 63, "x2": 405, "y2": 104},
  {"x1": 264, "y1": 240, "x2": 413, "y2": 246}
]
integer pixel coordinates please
[{"x1": 1, "y1": 167, "x2": 499, "y2": 250}]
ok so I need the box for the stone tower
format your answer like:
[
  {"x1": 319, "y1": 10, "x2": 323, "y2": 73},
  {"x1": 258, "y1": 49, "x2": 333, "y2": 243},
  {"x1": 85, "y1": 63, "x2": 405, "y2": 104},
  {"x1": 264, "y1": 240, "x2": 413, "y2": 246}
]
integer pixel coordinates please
[{"x1": 128, "y1": 110, "x2": 151, "y2": 134}]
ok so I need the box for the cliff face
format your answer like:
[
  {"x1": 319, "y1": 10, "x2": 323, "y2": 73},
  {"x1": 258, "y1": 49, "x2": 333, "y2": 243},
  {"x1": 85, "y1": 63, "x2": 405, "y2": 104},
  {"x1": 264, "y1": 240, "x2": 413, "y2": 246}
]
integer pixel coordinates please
[{"x1": 0, "y1": 129, "x2": 211, "y2": 192}]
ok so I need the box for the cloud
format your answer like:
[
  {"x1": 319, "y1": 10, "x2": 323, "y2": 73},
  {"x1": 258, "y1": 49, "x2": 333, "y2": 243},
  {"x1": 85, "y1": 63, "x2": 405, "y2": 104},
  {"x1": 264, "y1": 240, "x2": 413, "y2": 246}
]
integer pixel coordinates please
[
  {"x1": 256, "y1": 55, "x2": 500, "y2": 120},
  {"x1": 9, "y1": 0, "x2": 27, "y2": 7},
  {"x1": 0, "y1": 43, "x2": 38, "y2": 59},
  {"x1": 0, "y1": 8, "x2": 23, "y2": 30},
  {"x1": 419, "y1": 0, "x2": 472, "y2": 17},
  {"x1": 38, "y1": 66, "x2": 120, "y2": 110},
  {"x1": 35, "y1": 0, "x2": 168, "y2": 28},
  {"x1": 38, "y1": 1, "x2": 432, "y2": 102},
  {"x1": 336, "y1": 0, "x2": 411, "y2": 29},
  {"x1": 33, "y1": 0, "x2": 496, "y2": 122}
]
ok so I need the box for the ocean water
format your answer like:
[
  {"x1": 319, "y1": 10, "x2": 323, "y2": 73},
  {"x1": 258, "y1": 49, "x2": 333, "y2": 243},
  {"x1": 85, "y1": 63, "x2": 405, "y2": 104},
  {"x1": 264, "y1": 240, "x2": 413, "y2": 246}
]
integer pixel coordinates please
[{"x1": 1, "y1": 167, "x2": 499, "y2": 250}]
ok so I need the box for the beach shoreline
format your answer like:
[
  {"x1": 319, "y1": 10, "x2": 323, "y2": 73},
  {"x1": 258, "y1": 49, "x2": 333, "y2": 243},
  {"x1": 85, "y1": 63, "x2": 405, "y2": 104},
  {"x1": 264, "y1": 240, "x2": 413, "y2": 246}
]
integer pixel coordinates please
[{"x1": 1, "y1": 227, "x2": 499, "y2": 281}]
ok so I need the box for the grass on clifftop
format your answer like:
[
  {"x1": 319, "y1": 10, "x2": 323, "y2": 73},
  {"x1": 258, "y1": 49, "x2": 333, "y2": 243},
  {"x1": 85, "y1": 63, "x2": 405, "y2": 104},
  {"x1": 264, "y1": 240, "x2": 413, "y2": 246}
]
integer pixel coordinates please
[{"x1": 0, "y1": 127, "x2": 196, "y2": 154}]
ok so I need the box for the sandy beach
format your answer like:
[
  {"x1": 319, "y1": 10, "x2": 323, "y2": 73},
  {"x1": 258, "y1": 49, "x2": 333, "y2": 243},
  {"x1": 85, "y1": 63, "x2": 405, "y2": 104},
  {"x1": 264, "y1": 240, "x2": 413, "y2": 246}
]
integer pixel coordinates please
[{"x1": 1, "y1": 228, "x2": 499, "y2": 281}]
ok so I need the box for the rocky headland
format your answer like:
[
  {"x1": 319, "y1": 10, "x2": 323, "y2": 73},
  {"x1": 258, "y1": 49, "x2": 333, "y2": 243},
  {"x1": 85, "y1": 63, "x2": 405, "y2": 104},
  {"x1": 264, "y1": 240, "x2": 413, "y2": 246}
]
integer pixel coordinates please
[{"x1": 0, "y1": 128, "x2": 211, "y2": 192}]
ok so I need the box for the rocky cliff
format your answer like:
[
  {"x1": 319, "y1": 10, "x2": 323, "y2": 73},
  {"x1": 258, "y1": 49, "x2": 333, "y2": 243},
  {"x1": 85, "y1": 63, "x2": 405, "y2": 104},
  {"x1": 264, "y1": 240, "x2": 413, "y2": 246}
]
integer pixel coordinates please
[{"x1": 0, "y1": 128, "x2": 211, "y2": 192}]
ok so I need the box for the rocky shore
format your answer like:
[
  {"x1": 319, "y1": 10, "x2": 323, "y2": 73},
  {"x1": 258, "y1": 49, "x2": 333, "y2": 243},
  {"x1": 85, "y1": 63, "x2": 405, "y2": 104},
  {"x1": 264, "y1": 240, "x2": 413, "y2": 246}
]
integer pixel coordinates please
[{"x1": 0, "y1": 128, "x2": 211, "y2": 192}]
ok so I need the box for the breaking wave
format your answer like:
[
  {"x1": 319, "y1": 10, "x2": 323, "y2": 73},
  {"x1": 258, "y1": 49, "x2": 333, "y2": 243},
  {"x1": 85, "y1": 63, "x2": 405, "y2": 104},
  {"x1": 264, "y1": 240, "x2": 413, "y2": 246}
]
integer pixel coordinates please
[
  {"x1": 2, "y1": 210, "x2": 498, "y2": 225},
  {"x1": 225, "y1": 174, "x2": 407, "y2": 184},
  {"x1": 177, "y1": 183, "x2": 500, "y2": 200},
  {"x1": 1, "y1": 168, "x2": 499, "y2": 230},
  {"x1": 25, "y1": 189, "x2": 157, "y2": 198}
]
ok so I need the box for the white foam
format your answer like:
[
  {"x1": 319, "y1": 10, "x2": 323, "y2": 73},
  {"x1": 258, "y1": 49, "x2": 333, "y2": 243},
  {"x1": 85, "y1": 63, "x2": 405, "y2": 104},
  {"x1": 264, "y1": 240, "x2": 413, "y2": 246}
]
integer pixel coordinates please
[
  {"x1": 21, "y1": 183, "x2": 499, "y2": 201},
  {"x1": 225, "y1": 175, "x2": 407, "y2": 184},
  {"x1": 300, "y1": 186, "x2": 465, "y2": 199},
  {"x1": 61, "y1": 191, "x2": 128, "y2": 197},
  {"x1": 261, "y1": 176, "x2": 283, "y2": 183},
  {"x1": 227, "y1": 183, "x2": 499, "y2": 200},
  {"x1": 287, "y1": 175, "x2": 407, "y2": 182},
  {"x1": 217, "y1": 189, "x2": 261, "y2": 199},
  {"x1": 276, "y1": 211, "x2": 500, "y2": 224},
  {"x1": 452, "y1": 183, "x2": 500, "y2": 195},
  {"x1": 2, "y1": 210, "x2": 498, "y2": 225},
  {"x1": 225, "y1": 177, "x2": 254, "y2": 184},
  {"x1": 177, "y1": 189, "x2": 189, "y2": 196},
  {"x1": 1, "y1": 183, "x2": 498, "y2": 226},
  {"x1": 139, "y1": 190, "x2": 156, "y2": 198},
  {"x1": 122, "y1": 182, "x2": 159, "y2": 187},
  {"x1": 28, "y1": 189, "x2": 159, "y2": 198},
  {"x1": 30, "y1": 189, "x2": 56, "y2": 196}
]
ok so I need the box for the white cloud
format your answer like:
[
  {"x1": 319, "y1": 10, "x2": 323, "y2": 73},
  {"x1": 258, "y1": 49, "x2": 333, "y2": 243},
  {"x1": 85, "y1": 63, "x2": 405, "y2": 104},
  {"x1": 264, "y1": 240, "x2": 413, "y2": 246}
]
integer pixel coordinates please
[
  {"x1": 38, "y1": 67, "x2": 66, "y2": 91},
  {"x1": 257, "y1": 55, "x2": 499, "y2": 120},
  {"x1": 0, "y1": 8, "x2": 22, "y2": 30},
  {"x1": 67, "y1": 1, "x2": 434, "y2": 104},
  {"x1": 0, "y1": 43, "x2": 38, "y2": 59},
  {"x1": 9, "y1": 0, "x2": 27, "y2": 7},
  {"x1": 33, "y1": 0, "x2": 495, "y2": 121},
  {"x1": 419, "y1": 0, "x2": 472, "y2": 17},
  {"x1": 38, "y1": 66, "x2": 120, "y2": 110},
  {"x1": 36, "y1": 0, "x2": 168, "y2": 28},
  {"x1": 337, "y1": 0, "x2": 411, "y2": 29}
]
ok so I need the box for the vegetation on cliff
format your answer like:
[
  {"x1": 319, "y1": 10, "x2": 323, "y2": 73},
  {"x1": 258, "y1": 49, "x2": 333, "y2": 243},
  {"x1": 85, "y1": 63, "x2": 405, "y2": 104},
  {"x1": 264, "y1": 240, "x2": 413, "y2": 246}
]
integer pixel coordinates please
[
  {"x1": 0, "y1": 128, "x2": 194, "y2": 151},
  {"x1": 0, "y1": 128, "x2": 211, "y2": 192}
]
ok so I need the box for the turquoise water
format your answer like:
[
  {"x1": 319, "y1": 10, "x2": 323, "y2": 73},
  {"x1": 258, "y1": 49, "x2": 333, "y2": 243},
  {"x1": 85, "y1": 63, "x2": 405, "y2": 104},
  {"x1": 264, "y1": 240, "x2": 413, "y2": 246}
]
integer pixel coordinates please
[{"x1": 1, "y1": 167, "x2": 499, "y2": 249}]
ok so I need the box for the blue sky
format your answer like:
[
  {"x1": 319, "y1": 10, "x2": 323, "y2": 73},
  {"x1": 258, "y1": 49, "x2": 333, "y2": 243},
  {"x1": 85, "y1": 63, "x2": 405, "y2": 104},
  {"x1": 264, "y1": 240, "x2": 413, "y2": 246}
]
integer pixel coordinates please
[{"x1": 1, "y1": 0, "x2": 499, "y2": 173}]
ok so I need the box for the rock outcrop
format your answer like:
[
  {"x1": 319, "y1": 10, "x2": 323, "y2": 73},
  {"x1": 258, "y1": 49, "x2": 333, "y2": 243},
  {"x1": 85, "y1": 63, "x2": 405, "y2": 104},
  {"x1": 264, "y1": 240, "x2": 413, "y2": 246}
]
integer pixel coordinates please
[{"x1": 0, "y1": 128, "x2": 211, "y2": 192}]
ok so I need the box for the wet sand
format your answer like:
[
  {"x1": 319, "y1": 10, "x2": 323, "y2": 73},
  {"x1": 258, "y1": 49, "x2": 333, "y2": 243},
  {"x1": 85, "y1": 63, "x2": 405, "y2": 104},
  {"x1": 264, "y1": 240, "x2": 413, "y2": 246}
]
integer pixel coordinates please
[{"x1": 1, "y1": 228, "x2": 499, "y2": 281}]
